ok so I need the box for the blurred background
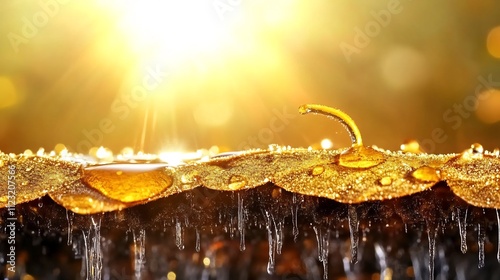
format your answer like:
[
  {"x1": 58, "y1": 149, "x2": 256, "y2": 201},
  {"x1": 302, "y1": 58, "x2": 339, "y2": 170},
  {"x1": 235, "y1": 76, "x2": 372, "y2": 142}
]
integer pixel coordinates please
[{"x1": 0, "y1": 0, "x2": 499, "y2": 156}]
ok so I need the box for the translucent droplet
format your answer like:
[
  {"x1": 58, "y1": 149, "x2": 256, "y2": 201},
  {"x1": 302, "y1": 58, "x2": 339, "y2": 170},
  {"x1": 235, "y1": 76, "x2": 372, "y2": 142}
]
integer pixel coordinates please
[
  {"x1": 410, "y1": 166, "x2": 440, "y2": 183},
  {"x1": 493, "y1": 148, "x2": 500, "y2": 157},
  {"x1": 400, "y1": 139, "x2": 424, "y2": 153},
  {"x1": 478, "y1": 223, "x2": 485, "y2": 268},
  {"x1": 456, "y1": 208, "x2": 468, "y2": 254},
  {"x1": 471, "y1": 143, "x2": 484, "y2": 154},
  {"x1": 228, "y1": 175, "x2": 247, "y2": 190},
  {"x1": 338, "y1": 146, "x2": 385, "y2": 169},
  {"x1": 175, "y1": 218, "x2": 184, "y2": 250},
  {"x1": 312, "y1": 165, "x2": 325, "y2": 176},
  {"x1": 348, "y1": 205, "x2": 359, "y2": 264},
  {"x1": 378, "y1": 176, "x2": 393, "y2": 186},
  {"x1": 237, "y1": 193, "x2": 246, "y2": 251}
]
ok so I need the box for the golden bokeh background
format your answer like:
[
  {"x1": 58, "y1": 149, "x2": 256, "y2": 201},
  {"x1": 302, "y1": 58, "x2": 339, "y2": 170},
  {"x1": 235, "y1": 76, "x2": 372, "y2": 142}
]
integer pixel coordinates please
[{"x1": 0, "y1": 0, "x2": 499, "y2": 155}]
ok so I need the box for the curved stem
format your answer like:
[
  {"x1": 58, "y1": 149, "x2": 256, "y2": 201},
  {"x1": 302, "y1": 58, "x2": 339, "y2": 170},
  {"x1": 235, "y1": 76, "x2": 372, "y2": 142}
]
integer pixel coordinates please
[{"x1": 299, "y1": 104, "x2": 363, "y2": 147}]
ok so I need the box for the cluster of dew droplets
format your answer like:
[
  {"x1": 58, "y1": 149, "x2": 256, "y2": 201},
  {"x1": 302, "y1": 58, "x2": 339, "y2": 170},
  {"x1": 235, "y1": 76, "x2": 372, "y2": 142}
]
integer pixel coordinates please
[
  {"x1": 132, "y1": 229, "x2": 146, "y2": 279},
  {"x1": 81, "y1": 216, "x2": 103, "y2": 280}
]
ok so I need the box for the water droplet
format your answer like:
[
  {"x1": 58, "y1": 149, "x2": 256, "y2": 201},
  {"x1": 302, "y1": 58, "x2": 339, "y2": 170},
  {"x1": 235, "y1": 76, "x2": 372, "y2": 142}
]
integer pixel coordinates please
[
  {"x1": 471, "y1": 143, "x2": 484, "y2": 154},
  {"x1": 427, "y1": 222, "x2": 437, "y2": 280},
  {"x1": 338, "y1": 146, "x2": 385, "y2": 169},
  {"x1": 496, "y1": 209, "x2": 500, "y2": 263},
  {"x1": 493, "y1": 148, "x2": 500, "y2": 157},
  {"x1": 348, "y1": 205, "x2": 359, "y2": 264},
  {"x1": 312, "y1": 165, "x2": 325, "y2": 175},
  {"x1": 66, "y1": 210, "x2": 74, "y2": 245},
  {"x1": 478, "y1": 223, "x2": 485, "y2": 268},
  {"x1": 400, "y1": 139, "x2": 424, "y2": 153},
  {"x1": 410, "y1": 166, "x2": 440, "y2": 183},
  {"x1": 133, "y1": 228, "x2": 146, "y2": 279},
  {"x1": 175, "y1": 218, "x2": 184, "y2": 250},
  {"x1": 237, "y1": 193, "x2": 246, "y2": 251},
  {"x1": 456, "y1": 207, "x2": 468, "y2": 254},
  {"x1": 378, "y1": 176, "x2": 393, "y2": 186},
  {"x1": 228, "y1": 175, "x2": 247, "y2": 190}
]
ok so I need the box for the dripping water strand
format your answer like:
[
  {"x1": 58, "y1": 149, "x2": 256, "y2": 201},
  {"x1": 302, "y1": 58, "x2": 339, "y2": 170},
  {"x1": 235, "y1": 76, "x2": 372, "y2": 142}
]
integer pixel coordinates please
[
  {"x1": 497, "y1": 209, "x2": 500, "y2": 263},
  {"x1": 66, "y1": 209, "x2": 74, "y2": 245},
  {"x1": 195, "y1": 228, "x2": 201, "y2": 253},
  {"x1": 478, "y1": 223, "x2": 485, "y2": 268},
  {"x1": 133, "y1": 229, "x2": 146, "y2": 279},
  {"x1": 263, "y1": 209, "x2": 277, "y2": 274},
  {"x1": 456, "y1": 207, "x2": 468, "y2": 254},
  {"x1": 175, "y1": 217, "x2": 185, "y2": 250},
  {"x1": 427, "y1": 222, "x2": 438, "y2": 280},
  {"x1": 237, "y1": 193, "x2": 246, "y2": 251},
  {"x1": 83, "y1": 216, "x2": 102, "y2": 280},
  {"x1": 347, "y1": 205, "x2": 359, "y2": 264},
  {"x1": 291, "y1": 193, "x2": 302, "y2": 242},
  {"x1": 313, "y1": 226, "x2": 330, "y2": 280}
]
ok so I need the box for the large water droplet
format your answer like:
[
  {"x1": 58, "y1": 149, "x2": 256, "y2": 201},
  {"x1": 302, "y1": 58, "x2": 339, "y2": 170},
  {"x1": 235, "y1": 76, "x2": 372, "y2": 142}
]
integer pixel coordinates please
[
  {"x1": 338, "y1": 146, "x2": 385, "y2": 169},
  {"x1": 228, "y1": 175, "x2": 247, "y2": 190},
  {"x1": 471, "y1": 143, "x2": 484, "y2": 154},
  {"x1": 410, "y1": 166, "x2": 440, "y2": 183},
  {"x1": 378, "y1": 176, "x2": 393, "y2": 186},
  {"x1": 456, "y1": 207, "x2": 468, "y2": 254},
  {"x1": 348, "y1": 205, "x2": 359, "y2": 264},
  {"x1": 312, "y1": 165, "x2": 325, "y2": 175}
]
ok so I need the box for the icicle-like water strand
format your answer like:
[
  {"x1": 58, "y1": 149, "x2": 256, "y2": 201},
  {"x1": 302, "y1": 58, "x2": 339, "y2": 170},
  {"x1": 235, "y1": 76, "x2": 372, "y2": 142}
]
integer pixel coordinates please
[
  {"x1": 66, "y1": 209, "x2": 74, "y2": 245},
  {"x1": 426, "y1": 222, "x2": 438, "y2": 280},
  {"x1": 175, "y1": 218, "x2": 184, "y2": 250},
  {"x1": 133, "y1": 229, "x2": 146, "y2": 279},
  {"x1": 347, "y1": 205, "x2": 359, "y2": 264},
  {"x1": 477, "y1": 223, "x2": 485, "y2": 268},
  {"x1": 263, "y1": 209, "x2": 277, "y2": 274},
  {"x1": 456, "y1": 207, "x2": 468, "y2": 254},
  {"x1": 195, "y1": 228, "x2": 201, "y2": 253},
  {"x1": 291, "y1": 193, "x2": 303, "y2": 242},
  {"x1": 237, "y1": 193, "x2": 246, "y2": 251},
  {"x1": 82, "y1": 216, "x2": 103, "y2": 280},
  {"x1": 497, "y1": 209, "x2": 500, "y2": 263},
  {"x1": 313, "y1": 226, "x2": 330, "y2": 280}
]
